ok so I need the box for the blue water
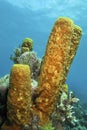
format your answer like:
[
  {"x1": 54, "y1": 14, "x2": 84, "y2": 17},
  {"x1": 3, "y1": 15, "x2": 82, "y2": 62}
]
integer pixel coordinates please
[{"x1": 0, "y1": 0, "x2": 87, "y2": 103}]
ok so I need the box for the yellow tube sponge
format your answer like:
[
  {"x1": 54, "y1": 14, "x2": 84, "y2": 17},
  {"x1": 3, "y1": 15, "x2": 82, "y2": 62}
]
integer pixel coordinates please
[
  {"x1": 33, "y1": 17, "x2": 75, "y2": 125},
  {"x1": 7, "y1": 64, "x2": 32, "y2": 126},
  {"x1": 65, "y1": 25, "x2": 82, "y2": 76}
]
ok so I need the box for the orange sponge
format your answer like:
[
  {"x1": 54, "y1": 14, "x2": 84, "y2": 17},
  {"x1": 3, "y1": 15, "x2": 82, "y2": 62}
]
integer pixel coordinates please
[
  {"x1": 5, "y1": 17, "x2": 82, "y2": 128},
  {"x1": 65, "y1": 25, "x2": 82, "y2": 77},
  {"x1": 7, "y1": 64, "x2": 32, "y2": 126},
  {"x1": 33, "y1": 17, "x2": 82, "y2": 125}
]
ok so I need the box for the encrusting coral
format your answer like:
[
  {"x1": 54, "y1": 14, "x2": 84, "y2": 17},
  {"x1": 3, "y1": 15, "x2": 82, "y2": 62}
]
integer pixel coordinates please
[
  {"x1": 21, "y1": 37, "x2": 33, "y2": 52},
  {"x1": 51, "y1": 89, "x2": 80, "y2": 130},
  {"x1": 10, "y1": 37, "x2": 33, "y2": 63},
  {"x1": 7, "y1": 64, "x2": 32, "y2": 126},
  {"x1": 32, "y1": 17, "x2": 82, "y2": 126},
  {"x1": 10, "y1": 38, "x2": 41, "y2": 81},
  {"x1": 17, "y1": 51, "x2": 41, "y2": 80}
]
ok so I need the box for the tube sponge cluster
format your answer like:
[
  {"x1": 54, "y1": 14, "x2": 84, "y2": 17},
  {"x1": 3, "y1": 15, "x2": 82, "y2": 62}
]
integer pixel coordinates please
[
  {"x1": 3, "y1": 17, "x2": 82, "y2": 129},
  {"x1": 7, "y1": 64, "x2": 32, "y2": 126},
  {"x1": 33, "y1": 17, "x2": 82, "y2": 125}
]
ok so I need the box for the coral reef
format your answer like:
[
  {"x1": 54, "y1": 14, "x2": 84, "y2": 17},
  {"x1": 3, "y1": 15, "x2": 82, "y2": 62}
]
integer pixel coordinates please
[
  {"x1": 51, "y1": 89, "x2": 79, "y2": 129},
  {"x1": 21, "y1": 37, "x2": 33, "y2": 52},
  {"x1": 0, "y1": 16, "x2": 84, "y2": 129},
  {"x1": 0, "y1": 75, "x2": 9, "y2": 98},
  {"x1": 17, "y1": 51, "x2": 41, "y2": 80},
  {"x1": 10, "y1": 37, "x2": 33, "y2": 63},
  {"x1": 10, "y1": 38, "x2": 41, "y2": 80},
  {"x1": 0, "y1": 75, "x2": 9, "y2": 126},
  {"x1": 64, "y1": 103, "x2": 87, "y2": 130},
  {"x1": 41, "y1": 123, "x2": 54, "y2": 130}
]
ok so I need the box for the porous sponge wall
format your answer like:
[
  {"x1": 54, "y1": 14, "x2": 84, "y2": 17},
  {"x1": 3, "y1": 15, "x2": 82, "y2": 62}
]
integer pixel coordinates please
[
  {"x1": 65, "y1": 25, "x2": 82, "y2": 76},
  {"x1": 7, "y1": 64, "x2": 32, "y2": 125},
  {"x1": 33, "y1": 17, "x2": 82, "y2": 125}
]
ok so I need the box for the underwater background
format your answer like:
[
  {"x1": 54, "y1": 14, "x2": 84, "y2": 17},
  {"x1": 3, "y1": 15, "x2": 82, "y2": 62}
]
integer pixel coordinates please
[{"x1": 0, "y1": 0, "x2": 87, "y2": 104}]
